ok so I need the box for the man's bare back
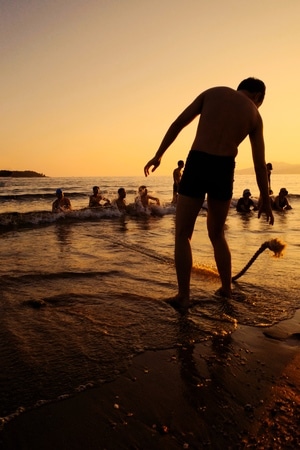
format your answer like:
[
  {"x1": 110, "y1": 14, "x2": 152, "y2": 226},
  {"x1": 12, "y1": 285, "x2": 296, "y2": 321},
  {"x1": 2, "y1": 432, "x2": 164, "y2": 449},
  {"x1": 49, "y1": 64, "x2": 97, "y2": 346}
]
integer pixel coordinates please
[{"x1": 190, "y1": 86, "x2": 263, "y2": 157}]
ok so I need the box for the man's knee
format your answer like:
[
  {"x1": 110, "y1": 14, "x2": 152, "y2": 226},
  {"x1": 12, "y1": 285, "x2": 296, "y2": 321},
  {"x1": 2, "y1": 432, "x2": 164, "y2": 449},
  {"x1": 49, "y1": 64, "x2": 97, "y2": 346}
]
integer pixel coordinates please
[
  {"x1": 208, "y1": 227, "x2": 225, "y2": 243},
  {"x1": 176, "y1": 225, "x2": 193, "y2": 241}
]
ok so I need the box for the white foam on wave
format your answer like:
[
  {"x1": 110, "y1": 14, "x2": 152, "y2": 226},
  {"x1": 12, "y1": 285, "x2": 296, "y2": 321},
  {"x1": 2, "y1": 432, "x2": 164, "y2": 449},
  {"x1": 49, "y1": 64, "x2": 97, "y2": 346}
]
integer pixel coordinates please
[{"x1": 0, "y1": 203, "x2": 177, "y2": 229}]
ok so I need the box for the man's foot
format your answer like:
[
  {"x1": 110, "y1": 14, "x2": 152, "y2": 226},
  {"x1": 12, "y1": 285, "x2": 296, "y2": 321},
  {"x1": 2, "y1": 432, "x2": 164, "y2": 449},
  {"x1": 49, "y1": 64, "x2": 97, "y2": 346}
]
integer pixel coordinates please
[
  {"x1": 165, "y1": 295, "x2": 189, "y2": 313},
  {"x1": 214, "y1": 288, "x2": 232, "y2": 300}
]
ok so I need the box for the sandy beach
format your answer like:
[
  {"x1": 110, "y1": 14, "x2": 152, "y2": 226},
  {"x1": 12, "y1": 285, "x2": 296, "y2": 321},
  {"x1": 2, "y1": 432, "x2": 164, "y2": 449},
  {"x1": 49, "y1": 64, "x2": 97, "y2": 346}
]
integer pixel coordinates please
[{"x1": 1, "y1": 315, "x2": 299, "y2": 450}]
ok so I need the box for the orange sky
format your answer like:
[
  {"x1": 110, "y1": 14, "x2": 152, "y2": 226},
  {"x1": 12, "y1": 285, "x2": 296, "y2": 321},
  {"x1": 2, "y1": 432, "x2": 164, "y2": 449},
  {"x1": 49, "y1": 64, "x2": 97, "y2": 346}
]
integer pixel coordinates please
[{"x1": 1, "y1": 0, "x2": 300, "y2": 177}]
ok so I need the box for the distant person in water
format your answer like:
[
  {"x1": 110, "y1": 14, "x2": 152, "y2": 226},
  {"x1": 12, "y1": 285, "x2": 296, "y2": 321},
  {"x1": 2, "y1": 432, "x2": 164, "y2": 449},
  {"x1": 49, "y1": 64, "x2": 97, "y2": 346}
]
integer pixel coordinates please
[
  {"x1": 135, "y1": 186, "x2": 160, "y2": 208},
  {"x1": 89, "y1": 186, "x2": 111, "y2": 207},
  {"x1": 236, "y1": 189, "x2": 258, "y2": 213},
  {"x1": 266, "y1": 162, "x2": 273, "y2": 191},
  {"x1": 273, "y1": 187, "x2": 292, "y2": 211},
  {"x1": 52, "y1": 189, "x2": 72, "y2": 213},
  {"x1": 172, "y1": 160, "x2": 185, "y2": 204},
  {"x1": 144, "y1": 77, "x2": 274, "y2": 309},
  {"x1": 113, "y1": 187, "x2": 127, "y2": 212}
]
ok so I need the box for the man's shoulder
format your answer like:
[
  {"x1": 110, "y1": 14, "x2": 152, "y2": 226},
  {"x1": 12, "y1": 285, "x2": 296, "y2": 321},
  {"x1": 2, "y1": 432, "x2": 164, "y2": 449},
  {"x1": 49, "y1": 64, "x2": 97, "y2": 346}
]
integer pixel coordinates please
[
  {"x1": 202, "y1": 86, "x2": 246, "y2": 106},
  {"x1": 204, "y1": 86, "x2": 235, "y2": 95}
]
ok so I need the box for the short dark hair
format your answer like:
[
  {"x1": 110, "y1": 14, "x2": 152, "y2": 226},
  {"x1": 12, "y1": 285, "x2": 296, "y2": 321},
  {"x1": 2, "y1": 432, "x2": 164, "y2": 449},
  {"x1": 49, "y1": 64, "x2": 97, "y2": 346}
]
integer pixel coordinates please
[
  {"x1": 118, "y1": 187, "x2": 125, "y2": 195},
  {"x1": 237, "y1": 77, "x2": 266, "y2": 101}
]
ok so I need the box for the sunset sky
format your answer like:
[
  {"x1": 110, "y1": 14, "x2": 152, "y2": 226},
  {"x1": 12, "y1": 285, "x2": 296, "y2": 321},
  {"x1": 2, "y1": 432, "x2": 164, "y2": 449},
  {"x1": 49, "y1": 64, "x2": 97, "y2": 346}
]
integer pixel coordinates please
[{"x1": 1, "y1": 0, "x2": 300, "y2": 177}]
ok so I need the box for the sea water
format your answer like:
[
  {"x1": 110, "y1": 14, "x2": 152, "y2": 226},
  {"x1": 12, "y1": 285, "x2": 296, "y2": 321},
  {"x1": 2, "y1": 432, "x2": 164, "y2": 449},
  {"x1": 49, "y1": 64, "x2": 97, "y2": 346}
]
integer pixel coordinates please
[{"x1": 0, "y1": 174, "x2": 299, "y2": 424}]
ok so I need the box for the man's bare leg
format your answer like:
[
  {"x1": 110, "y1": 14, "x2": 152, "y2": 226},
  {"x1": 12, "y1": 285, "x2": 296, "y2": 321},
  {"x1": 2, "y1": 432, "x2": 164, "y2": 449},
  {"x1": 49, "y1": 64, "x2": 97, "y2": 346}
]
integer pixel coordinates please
[
  {"x1": 173, "y1": 194, "x2": 204, "y2": 307},
  {"x1": 206, "y1": 196, "x2": 232, "y2": 298}
]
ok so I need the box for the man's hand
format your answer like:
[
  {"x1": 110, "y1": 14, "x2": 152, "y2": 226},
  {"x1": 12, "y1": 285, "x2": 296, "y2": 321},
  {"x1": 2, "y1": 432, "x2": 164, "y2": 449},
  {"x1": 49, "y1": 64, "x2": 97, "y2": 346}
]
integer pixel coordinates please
[
  {"x1": 144, "y1": 156, "x2": 161, "y2": 177},
  {"x1": 258, "y1": 203, "x2": 274, "y2": 225}
]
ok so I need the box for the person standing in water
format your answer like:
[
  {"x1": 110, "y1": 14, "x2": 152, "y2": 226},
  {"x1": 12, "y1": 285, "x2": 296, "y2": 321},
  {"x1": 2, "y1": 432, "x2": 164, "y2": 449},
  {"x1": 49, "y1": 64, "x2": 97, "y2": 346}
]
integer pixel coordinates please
[
  {"x1": 144, "y1": 77, "x2": 274, "y2": 310},
  {"x1": 172, "y1": 160, "x2": 184, "y2": 204},
  {"x1": 266, "y1": 162, "x2": 273, "y2": 191}
]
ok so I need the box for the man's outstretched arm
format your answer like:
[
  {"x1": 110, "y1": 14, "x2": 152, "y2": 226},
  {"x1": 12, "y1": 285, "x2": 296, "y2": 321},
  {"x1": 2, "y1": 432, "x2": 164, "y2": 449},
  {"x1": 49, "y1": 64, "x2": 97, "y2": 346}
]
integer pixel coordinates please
[{"x1": 144, "y1": 94, "x2": 204, "y2": 176}]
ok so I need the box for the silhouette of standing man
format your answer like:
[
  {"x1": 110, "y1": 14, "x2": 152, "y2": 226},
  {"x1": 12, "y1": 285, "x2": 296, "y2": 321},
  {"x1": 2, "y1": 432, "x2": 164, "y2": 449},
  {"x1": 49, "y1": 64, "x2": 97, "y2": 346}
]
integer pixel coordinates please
[{"x1": 144, "y1": 78, "x2": 274, "y2": 310}]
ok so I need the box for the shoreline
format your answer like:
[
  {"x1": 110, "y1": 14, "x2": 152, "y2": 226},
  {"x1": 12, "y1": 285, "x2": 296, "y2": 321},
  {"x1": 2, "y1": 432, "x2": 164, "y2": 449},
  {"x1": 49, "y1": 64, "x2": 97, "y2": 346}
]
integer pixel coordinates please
[{"x1": 1, "y1": 316, "x2": 300, "y2": 450}]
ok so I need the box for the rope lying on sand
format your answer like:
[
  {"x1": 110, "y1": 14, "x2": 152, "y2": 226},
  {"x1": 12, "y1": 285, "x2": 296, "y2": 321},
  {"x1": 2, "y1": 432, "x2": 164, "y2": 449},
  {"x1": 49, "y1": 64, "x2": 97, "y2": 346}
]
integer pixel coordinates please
[{"x1": 232, "y1": 238, "x2": 286, "y2": 282}]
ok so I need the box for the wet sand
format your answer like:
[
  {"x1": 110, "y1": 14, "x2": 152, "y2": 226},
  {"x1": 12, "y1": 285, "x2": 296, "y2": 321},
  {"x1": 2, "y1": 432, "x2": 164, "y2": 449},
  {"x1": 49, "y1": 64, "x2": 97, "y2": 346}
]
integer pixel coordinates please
[{"x1": 1, "y1": 319, "x2": 300, "y2": 450}]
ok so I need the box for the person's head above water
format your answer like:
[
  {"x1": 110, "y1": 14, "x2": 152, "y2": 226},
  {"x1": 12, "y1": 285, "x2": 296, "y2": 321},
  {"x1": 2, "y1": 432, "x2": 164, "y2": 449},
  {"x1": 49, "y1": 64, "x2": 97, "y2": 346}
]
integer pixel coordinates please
[
  {"x1": 138, "y1": 185, "x2": 147, "y2": 195},
  {"x1": 279, "y1": 187, "x2": 288, "y2": 196},
  {"x1": 118, "y1": 187, "x2": 126, "y2": 198}
]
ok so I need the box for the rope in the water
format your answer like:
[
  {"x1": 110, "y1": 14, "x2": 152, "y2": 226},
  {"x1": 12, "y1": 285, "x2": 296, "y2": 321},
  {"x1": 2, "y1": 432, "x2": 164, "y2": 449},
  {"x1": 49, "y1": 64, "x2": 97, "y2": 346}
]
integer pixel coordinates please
[
  {"x1": 232, "y1": 242, "x2": 268, "y2": 281},
  {"x1": 232, "y1": 238, "x2": 286, "y2": 282}
]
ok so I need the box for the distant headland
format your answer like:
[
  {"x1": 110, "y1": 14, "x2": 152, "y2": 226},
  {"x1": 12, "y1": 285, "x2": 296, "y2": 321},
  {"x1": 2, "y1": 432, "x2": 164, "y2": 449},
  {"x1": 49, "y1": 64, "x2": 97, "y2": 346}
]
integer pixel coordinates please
[
  {"x1": 0, "y1": 170, "x2": 46, "y2": 178},
  {"x1": 236, "y1": 161, "x2": 300, "y2": 175}
]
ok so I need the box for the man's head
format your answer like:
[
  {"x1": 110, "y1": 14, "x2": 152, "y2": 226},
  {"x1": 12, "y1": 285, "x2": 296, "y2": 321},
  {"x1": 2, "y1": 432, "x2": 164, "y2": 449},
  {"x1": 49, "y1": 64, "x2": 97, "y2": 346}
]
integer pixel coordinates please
[
  {"x1": 279, "y1": 188, "x2": 288, "y2": 196},
  {"x1": 243, "y1": 189, "x2": 251, "y2": 197},
  {"x1": 93, "y1": 186, "x2": 99, "y2": 194},
  {"x1": 138, "y1": 185, "x2": 147, "y2": 195},
  {"x1": 56, "y1": 188, "x2": 63, "y2": 198},
  {"x1": 118, "y1": 187, "x2": 126, "y2": 198},
  {"x1": 237, "y1": 77, "x2": 266, "y2": 106},
  {"x1": 178, "y1": 160, "x2": 184, "y2": 168}
]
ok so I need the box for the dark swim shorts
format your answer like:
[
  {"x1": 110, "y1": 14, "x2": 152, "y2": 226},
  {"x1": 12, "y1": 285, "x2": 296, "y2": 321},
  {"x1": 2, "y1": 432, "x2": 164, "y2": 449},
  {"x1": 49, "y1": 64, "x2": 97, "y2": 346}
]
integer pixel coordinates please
[{"x1": 178, "y1": 150, "x2": 235, "y2": 201}]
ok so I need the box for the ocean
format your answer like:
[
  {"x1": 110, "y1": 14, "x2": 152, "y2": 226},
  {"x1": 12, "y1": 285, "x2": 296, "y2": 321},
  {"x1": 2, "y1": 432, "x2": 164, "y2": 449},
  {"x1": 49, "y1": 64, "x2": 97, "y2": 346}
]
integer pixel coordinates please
[{"x1": 0, "y1": 173, "x2": 299, "y2": 427}]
